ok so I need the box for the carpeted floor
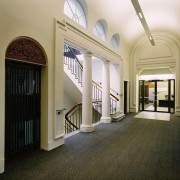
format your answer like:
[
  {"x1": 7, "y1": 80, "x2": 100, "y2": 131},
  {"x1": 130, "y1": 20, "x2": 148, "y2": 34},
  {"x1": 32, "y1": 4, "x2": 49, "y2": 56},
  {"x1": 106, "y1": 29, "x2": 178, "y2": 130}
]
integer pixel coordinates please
[{"x1": 1, "y1": 113, "x2": 180, "y2": 180}]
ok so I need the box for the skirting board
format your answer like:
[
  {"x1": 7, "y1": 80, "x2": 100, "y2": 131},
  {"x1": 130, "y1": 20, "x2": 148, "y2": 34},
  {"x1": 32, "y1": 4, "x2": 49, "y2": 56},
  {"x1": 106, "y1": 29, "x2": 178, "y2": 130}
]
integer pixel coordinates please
[
  {"x1": 47, "y1": 137, "x2": 65, "y2": 151},
  {"x1": 175, "y1": 111, "x2": 180, "y2": 116},
  {"x1": 130, "y1": 107, "x2": 138, "y2": 113},
  {"x1": 0, "y1": 158, "x2": 4, "y2": 174}
]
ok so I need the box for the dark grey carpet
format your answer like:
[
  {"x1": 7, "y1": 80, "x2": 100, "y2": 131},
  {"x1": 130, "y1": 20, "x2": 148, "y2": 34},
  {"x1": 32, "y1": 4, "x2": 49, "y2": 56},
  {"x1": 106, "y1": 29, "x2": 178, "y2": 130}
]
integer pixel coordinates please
[{"x1": 1, "y1": 113, "x2": 180, "y2": 180}]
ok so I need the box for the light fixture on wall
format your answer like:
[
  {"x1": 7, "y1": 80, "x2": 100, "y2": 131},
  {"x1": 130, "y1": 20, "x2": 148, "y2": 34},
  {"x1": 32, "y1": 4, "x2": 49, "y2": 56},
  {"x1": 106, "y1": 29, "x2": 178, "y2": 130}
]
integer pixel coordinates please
[{"x1": 131, "y1": 0, "x2": 155, "y2": 46}]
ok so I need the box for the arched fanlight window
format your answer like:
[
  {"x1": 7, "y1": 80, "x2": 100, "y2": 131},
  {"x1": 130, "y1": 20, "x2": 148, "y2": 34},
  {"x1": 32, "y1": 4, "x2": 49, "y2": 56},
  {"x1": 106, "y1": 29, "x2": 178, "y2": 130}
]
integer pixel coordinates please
[
  {"x1": 64, "y1": 0, "x2": 87, "y2": 28},
  {"x1": 93, "y1": 20, "x2": 107, "y2": 41},
  {"x1": 111, "y1": 34, "x2": 120, "y2": 51}
]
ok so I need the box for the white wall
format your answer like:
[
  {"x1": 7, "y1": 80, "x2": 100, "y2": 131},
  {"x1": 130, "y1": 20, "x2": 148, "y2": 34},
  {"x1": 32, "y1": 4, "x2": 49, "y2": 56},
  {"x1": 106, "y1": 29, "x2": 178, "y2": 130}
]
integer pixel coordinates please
[
  {"x1": 110, "y1": 64, "x2": 120, "y2": 93},
  {"x1": 0, "y1": 0, "x2": 129, "y2": 173},
  {"x1": 92, "y1": 60, "x2": 102, "y2": 83},
  {"x1": 63, "y1": 93, "x2": 77, "y2": 117},
  {"x1": 130, "y1": 33, "x2": 180, "y2": 113},
  {"x1": 0, "y1": 0, "x2": 65, "y2": 173}
]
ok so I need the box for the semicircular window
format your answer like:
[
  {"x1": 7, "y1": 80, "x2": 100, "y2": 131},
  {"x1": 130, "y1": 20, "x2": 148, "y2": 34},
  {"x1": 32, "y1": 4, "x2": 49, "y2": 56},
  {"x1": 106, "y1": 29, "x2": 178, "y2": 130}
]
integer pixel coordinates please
[
  {"x1": 111, "y1": 34, "x2": 120, "y2": 51},
  {"x1": 93, "y1": 20, "x2": 106, "y2": 41},
  {"x1": 64, "y1": 0, "x2": 87, "y2": 28}
]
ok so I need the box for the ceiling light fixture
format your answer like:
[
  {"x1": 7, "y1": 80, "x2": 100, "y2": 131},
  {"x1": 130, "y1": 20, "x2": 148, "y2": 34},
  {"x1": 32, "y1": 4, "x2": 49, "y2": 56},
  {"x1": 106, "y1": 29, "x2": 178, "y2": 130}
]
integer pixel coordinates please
[{"x1": 131, "y1": 0, "x2": 155, "y2": 46}]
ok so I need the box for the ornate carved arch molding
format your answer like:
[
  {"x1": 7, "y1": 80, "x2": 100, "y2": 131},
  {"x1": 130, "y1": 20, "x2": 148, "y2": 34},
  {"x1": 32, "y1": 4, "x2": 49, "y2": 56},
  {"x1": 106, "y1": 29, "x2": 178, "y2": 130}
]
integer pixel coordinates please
[{"x1": 6, "y1": 37, "x2": 46, "y2": 65}]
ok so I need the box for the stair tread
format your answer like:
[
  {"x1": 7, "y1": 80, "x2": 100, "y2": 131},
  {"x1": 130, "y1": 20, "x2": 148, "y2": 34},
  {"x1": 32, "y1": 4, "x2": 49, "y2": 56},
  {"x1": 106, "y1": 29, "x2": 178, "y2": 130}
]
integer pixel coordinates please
[{"x1": 113, "y1": 113, "x2": 125, "y2": 119}]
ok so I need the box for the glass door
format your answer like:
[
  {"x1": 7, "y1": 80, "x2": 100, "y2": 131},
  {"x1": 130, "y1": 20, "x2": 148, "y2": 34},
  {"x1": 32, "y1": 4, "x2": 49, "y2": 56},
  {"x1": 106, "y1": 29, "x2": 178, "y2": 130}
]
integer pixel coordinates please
[
  {"x1": 139, "y1": 79, "x2": 175, "y2": 113},
  {"x1": 156, "y1": 80, "x2": 169, "y2": 112},
  {"x1": 139, "y1": 80, "x2": 155, "y2": 111},
  {"x1": 144, "y1": 81, "x2": 155, "y2": 111}
]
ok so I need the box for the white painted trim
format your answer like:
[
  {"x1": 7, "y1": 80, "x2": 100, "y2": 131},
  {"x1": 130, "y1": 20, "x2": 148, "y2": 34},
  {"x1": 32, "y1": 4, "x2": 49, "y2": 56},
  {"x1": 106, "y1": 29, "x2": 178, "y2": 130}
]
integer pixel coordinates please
[
  {"x1": 130, "y1": 32, "x2": 180, "y2": 112},
  {"x1": 100, "y1": 116, "x2": 112, "y2": 123},
  {"x1": 65, "y1": 122, "x2": 101, "y2": 138},
  {"x1": 0, "y1": 158, "x2": 4, "y2": 174},
  {"x1": 65, "y1": 130, "x2": 80, "y2": 139},
  {"x1": 47, "y1": 137, "x2": 65, "y2": 151},
  {"x1": 175, "y1": 109, "x2": 180, "y2": 116},
  {"x1": 56, "y1": 19, "x2": 122, "y2": 64},
  {"x1": 130, "y1": 107, "x2": 138, "y2": 113}
]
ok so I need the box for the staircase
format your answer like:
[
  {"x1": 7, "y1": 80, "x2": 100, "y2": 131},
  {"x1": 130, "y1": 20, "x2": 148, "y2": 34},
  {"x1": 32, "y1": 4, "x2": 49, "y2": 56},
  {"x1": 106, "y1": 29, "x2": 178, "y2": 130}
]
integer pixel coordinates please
[{"x1": 64, "y1": 44, "x2": 124, "y2": 134}]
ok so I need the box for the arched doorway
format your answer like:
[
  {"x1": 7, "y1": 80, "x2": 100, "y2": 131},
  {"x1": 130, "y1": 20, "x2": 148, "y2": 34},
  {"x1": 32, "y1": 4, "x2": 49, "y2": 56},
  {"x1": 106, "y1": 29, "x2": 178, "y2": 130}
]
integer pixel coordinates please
[{"x1": 5, "y1": 37, "x2": 46, "y2": 160}]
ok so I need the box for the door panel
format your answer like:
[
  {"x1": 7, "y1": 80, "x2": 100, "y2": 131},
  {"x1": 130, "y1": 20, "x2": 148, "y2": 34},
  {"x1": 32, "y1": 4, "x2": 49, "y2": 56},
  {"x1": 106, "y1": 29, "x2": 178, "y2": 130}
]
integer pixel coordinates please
[
  {"x1": 156, "y1": 81, "x2": 169, "y2": 112},
  {"x1": 5, "y1": 61, "x2": 41, "y2": 160},
  {"x1": 139, "y1": 79, "x2": 175, "y2": 113},
  {"x1": 144, "y1": 81, "x2": 155, "y2": 111}
]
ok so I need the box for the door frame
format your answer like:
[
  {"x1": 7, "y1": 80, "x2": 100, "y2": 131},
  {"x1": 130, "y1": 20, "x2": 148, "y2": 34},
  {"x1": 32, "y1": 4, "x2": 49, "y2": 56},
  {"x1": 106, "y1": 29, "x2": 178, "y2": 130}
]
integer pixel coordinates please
[{"x1": 139, "y1": 79, "x2": 175, "y2": 113}]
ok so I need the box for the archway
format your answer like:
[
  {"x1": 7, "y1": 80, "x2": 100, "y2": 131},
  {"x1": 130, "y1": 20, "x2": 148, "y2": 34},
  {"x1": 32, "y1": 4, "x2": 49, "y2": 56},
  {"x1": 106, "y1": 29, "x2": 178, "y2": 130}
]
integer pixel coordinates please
[
  {"x1": 5, "y1": 37, "x2": 46, "y2": 160},
  {"x1": 130, "y1": 33, "x2": 180, "y2": 114}
]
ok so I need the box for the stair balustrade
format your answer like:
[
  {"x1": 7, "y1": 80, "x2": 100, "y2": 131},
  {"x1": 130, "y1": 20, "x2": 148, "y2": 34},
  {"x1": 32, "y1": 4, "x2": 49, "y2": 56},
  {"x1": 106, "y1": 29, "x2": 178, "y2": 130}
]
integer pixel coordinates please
[
  {"x1": 64, "y1": 44, "x2": 119, "y2": 134},
  {"x1": 65, "y1": 101, "x2": 102, "y2": 134}
]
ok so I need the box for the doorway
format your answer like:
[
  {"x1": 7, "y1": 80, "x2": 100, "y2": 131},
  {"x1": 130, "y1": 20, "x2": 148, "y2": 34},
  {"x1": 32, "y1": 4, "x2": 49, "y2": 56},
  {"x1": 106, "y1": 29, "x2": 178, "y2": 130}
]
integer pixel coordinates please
[
  {"x1": 5, "y1": 37, "x2": 46, "y2": 160},
  {"x1": 139, "y1": 79, "x2": 175, "y2": 113},
  {"x1": 5, "y1": 61, "x2": 41, "y2": 160},
  {"x1": 124, "y1": 81, "x2": 128, "y2": 114}
]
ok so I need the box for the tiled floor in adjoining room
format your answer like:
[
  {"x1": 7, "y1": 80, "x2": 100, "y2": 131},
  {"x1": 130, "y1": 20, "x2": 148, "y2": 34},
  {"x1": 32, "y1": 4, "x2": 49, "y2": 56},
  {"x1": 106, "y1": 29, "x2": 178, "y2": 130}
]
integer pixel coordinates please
[{"x1": 135, "y1": 111, "x2": 170, "y2": 121}]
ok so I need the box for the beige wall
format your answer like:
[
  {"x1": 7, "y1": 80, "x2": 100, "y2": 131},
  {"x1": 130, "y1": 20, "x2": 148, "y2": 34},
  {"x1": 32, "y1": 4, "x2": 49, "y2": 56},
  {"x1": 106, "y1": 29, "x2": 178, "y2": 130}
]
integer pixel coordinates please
[
  {"x1": 0, "y1": 0, "x2": 129, "y2": 173},
  {"x1": 130, "y1": 33, "x2": 180, "y2": 113}
]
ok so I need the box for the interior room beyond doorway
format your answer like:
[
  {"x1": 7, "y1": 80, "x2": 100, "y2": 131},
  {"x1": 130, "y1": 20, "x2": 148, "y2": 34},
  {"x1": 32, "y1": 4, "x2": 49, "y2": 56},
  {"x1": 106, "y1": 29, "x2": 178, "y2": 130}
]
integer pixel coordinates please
[{"x1": 139, "y1": 74, "x2": 175, "y2": 114}]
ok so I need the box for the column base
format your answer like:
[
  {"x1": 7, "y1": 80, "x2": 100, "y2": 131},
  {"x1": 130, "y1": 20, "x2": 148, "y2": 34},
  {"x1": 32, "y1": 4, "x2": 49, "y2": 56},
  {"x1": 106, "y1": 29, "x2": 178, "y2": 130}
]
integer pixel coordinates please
[
  {"x1": 100, "y1": 116, "x2": 112, "y2": 123},
  {"x1": 80, "y1": 124, "x2": 94, "y2": 133}
]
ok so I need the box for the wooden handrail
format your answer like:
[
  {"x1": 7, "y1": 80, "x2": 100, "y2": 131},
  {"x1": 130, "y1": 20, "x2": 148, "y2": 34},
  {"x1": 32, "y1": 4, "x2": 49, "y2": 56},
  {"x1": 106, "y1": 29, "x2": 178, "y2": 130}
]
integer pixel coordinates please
[
  {"x1": 65, "y1": 44, "x2": 119, "y2": 101},
  {"x1": 65, "y1": 100, "x2": 102, "y2": 119},
  {"x1": 65, "y1": 100, "x2": 102, "y2": 133},
  {"x1": 65, "y1": 116, "x2": 79, "y2": 130},
  {"x1": 92, "y1": 80, "x2": 102, "y2": 88},
  {"x1": 92, "y1": 81, "x2": 119, "y2": 101},
  {"x1": 68, "y1": 47, "x2": 83, "y2": 70},
  {"x1": 65, "y1": 102, "x2": 82, "y2": 118}
]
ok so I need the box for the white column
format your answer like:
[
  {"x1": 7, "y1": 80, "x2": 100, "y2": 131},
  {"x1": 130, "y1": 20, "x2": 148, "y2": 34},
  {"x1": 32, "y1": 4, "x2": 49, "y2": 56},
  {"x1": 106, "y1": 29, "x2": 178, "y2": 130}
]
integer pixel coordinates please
[
  {"x1": 100, "y1": 60, "x2": 112, "y2": 123},
  {"x1": 80, "y1": 51, "x2": 94, "y2": 132}
]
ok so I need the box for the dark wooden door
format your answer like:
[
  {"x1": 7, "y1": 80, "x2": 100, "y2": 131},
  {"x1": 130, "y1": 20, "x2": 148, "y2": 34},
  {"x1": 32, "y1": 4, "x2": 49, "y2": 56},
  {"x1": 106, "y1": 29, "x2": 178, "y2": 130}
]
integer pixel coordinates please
[
  {"x1": 5, "y1": 61, "x2": 41, "y2": 160},
  {"x1": 124, "y1": 81, "x2": 128, "y2": 114}
]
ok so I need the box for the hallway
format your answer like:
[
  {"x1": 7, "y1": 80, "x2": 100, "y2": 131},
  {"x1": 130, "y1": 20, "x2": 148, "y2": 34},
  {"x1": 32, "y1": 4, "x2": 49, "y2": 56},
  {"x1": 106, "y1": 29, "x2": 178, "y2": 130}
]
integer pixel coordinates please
[{"x1": 1, "y1": 113, "x2": 180, "y2": 180}]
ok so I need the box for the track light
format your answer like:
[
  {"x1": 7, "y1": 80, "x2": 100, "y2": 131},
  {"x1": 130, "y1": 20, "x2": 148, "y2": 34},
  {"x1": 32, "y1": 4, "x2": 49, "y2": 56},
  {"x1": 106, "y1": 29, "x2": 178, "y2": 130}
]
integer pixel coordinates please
[{"x1": 131, "y1": 0, "x2": 155, "y2": 46}]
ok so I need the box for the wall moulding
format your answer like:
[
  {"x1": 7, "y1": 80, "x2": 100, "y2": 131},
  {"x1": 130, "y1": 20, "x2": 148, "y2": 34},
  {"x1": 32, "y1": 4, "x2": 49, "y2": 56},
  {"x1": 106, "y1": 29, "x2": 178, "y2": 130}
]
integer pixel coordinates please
[
  {"x1": 130, "y1": 32, "x2": 180, "y2": 113},
  {"x1": 55, "y1": 18, "x2": 122, "y2": 64},
  {"x1": 136, "y1": 60, "x2": 176, "y2": 69},
  {"x1": 6, "y1": 37, "x2": 47, "y2": 66}
]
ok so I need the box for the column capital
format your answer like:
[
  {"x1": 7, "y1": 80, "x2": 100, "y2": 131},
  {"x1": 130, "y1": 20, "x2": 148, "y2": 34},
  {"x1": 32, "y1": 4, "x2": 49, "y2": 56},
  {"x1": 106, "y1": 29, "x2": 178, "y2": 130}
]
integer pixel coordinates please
[
  {"x1": 102, "y1": 59, "x2": 110, "y2": 64},
  {"x1": 81, "y1": 49, "x2": 92, "y2": 57}
]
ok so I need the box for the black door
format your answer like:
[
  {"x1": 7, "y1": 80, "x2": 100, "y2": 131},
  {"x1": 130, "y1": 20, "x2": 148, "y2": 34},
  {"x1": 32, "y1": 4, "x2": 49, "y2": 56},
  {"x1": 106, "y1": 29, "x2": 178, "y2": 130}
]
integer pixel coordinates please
[
  {"x1": 5, "y1": 61, "x2": 41, "y2": 160},
  {"x1": 124, "y1": 81, "x2": 128, "y2": 114}
]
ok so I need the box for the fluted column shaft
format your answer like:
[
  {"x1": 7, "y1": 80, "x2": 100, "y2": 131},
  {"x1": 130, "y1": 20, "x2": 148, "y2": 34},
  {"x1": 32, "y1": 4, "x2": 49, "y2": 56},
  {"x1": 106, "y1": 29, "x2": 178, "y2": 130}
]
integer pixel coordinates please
[
  {"x1": 80, "y1": 51, "x2": 94, "y2": 132},
  {"x1": 100, "y1": 60, "x2": 112, "y2": 123}
]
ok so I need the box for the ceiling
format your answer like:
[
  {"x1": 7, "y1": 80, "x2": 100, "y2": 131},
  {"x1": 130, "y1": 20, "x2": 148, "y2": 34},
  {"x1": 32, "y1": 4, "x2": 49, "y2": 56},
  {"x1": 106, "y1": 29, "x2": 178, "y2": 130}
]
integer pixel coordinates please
[{"x1": 87, "y1": 0, "x2": 180, "y2": 47}]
